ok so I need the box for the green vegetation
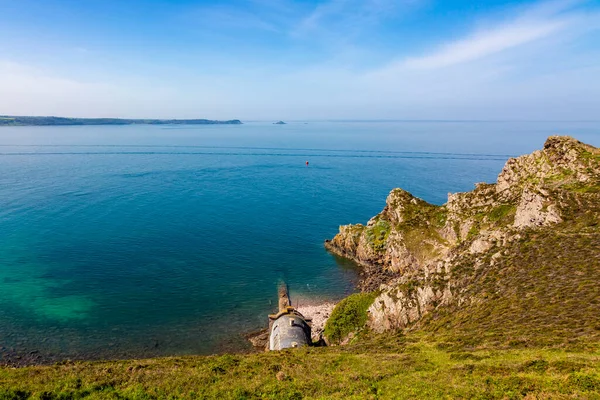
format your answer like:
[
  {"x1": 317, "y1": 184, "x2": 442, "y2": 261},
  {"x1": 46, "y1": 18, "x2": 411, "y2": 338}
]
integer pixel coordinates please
[
  {"x1": 466, "y1": 223, "x2": 480, "y2": 241},
  {"x1": 579, "y1": 149, "x2": 600, "y2": 164},
  {"x1": 364, "y1": 219, "x2": 390, "y2": 252},
  {"x1": 323, "y1": 292, "x2": 377, "y2": 345},
  {"x1": 432, "y1": 208, "x2": 448, "y2": 227},
  {"x1": 382, "y1": 191, "x2": 450, "y2": 261},
  {"x1": 426, "y1": 221, "x2": 600, "y2": 351},
  {"x1": 461, "y1": 204, "x2": 516, "y2": 242},
  {"x1": 0, "y1": 116, "x2": 242, "y2": 126},
  {"x1": 561, "y1": 181, "x2": 600, "y2": 193},
  {"x1": 387, "y1": 189, "x2": 445, "y2": 230},
  {"x1": 488, "y1": 204, "x2": 516, "y2": 223},
  {"x1": 403, "y1": 227, "x2": 447, "y2": 261},
  {"x1": 543, "y1": 169, "x2": 577, "y2": 190},
  {"x1": 0, "y1": 336, "x2": 598, "y2": 399}
]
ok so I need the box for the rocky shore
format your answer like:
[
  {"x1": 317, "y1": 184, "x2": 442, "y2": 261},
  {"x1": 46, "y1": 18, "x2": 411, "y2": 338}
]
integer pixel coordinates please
[
  {"x1": 296, "y1": 302, "x2": 336, "y2": 341},
  {"x1": 325, "y1": 136, "x2": 600, "y2": 338}
]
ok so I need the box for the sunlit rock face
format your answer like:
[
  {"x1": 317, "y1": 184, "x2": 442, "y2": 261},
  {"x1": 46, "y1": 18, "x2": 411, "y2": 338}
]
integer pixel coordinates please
[{"x1": 325, "y1": 136, "x2": 600, "y2": 333}]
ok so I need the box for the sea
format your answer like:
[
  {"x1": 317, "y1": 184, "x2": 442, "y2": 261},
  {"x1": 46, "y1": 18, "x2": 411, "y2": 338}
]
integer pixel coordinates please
[{"x1": 1, "y1": 121, "x2": 599, "y2": 360}]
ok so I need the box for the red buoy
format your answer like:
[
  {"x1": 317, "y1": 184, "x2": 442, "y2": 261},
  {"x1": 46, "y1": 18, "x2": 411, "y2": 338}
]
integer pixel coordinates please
[{"x1": 306, "y1": 161, "x2": 309, "y2": 166}]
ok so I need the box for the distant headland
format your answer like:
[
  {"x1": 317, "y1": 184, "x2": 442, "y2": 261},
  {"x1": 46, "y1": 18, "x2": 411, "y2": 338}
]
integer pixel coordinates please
[{"x1": 0, "y1": 115, "x2": 243, "y2": 127}]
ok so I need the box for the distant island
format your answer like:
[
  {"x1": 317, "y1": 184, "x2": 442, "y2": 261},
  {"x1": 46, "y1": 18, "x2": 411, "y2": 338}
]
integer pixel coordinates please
[
  {"x1": 273, "y1": 121, "x2": 286, "y2": 125},
  {"x1": 0, "y1": 116, "x2": 243, "y2": 127}
]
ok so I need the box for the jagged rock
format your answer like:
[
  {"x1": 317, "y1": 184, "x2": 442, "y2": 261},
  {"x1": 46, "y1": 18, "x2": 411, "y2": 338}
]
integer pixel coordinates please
[
  {"x1": 468, "y1": 237, "x2": 492, "y2": 254},
  {"x1": 325, "y1": 136, "x2": 600, "y2": 334},
  {"x1": 513, "y1": 189, "x2": 562, "y2": 228}
]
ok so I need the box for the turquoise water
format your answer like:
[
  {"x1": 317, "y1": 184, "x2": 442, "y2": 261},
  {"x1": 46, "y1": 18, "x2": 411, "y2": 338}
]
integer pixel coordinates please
[{"x1": 1, "y1": 121, "x2": 599, "y2": 360}]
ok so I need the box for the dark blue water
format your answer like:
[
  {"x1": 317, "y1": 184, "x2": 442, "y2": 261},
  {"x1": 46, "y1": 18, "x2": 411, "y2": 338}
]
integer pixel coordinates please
[{"x1": 1, "y1": 121, "x2": 599, "y2": 359}]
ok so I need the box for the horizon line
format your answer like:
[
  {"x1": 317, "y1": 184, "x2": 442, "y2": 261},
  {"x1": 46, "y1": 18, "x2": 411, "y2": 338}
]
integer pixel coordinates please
[{"x1": 3, "y1": 115, "x2": 600, "y2": 124}]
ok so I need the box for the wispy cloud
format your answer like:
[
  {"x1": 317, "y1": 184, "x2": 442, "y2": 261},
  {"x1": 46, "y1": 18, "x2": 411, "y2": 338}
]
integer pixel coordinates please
[
  {"x1": 185, "y1": 0, "x2": 409, "y2": 40},
  {"x1": 293, "y1": 0, "x2": 411, "y2": 38},
  {"x1": 402, "y1": 19, "x2": 569, "y2": 69},
  {"x1": 296, "y1": 0, "x2": 348, "y2": 33},
  {"x1": 185, "y1": 5, "x2": 282, "y2": 32},
  {"x1": 397, "y1": 0, "x2": 587, "y2": 70}
]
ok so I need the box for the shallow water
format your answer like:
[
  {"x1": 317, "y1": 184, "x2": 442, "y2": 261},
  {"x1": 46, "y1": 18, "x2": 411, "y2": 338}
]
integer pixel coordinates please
[{"x1": 0, "y1": 121, "x2": 598, "y2": 360}]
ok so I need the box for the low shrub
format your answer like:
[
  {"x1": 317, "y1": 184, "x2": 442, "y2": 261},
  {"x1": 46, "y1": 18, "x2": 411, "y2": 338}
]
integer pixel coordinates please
[{"x1": 324, "y1": 292, "x2": 377, "y2": 344}]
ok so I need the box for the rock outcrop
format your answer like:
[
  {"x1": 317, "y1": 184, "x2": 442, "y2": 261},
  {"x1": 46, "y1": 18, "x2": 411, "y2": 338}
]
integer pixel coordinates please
[{"x1": 325, "y1": 136, "x2": 600, "y2": 334}]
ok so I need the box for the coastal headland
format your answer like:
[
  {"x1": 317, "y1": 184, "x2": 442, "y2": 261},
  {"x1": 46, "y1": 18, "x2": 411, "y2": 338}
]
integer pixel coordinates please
[
  {"x1": 324, "y1": 135, "x2": 599, "y2": 345},
  {"x1": 1, "y1": 136, "x2": 598, "y2": 398},
  {"x1": 0, "y1": 116, "x2": 242, "y2": 126}
]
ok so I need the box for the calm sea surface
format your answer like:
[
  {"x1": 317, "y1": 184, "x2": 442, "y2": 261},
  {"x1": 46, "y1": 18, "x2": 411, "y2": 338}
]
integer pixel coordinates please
[{"x1": 1, "y1": 121, "x2": 599, "y2": 359}]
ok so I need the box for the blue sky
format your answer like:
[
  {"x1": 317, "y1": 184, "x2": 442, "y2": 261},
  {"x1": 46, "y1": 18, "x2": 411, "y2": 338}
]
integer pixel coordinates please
[{"x1": 0, "y1": 0, "x2": 599, "y2": 120}]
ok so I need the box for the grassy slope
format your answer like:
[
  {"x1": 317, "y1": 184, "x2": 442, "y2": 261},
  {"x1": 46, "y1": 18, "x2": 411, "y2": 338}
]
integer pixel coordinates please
[
  {"x1": 417, "y1": 194, "x2": 600, "y2": 352},
  {"x1": 423, "y1": 228, "x2": 600, "y2": 351},
  {"x1": 0, "y1": 337, "x2": 599, "y2": 399}
]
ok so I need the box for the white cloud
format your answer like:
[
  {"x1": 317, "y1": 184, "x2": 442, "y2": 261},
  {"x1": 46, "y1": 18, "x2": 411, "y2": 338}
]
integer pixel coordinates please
[
  {"x1": 401, "y1": 18, "x2": 569, "y2": 69},
  {"x1": 186, "y1": 5, "x2": 282, "y2": 32},
  {"x1": 394, "y1": 0, "x2": 593, "y2": 71},
  {"x1": 296, "y1": 0, "x2": 348, "y2": 33},
  {"x1": 292, "y1": 0, "x2": 412, "y2": 39}
]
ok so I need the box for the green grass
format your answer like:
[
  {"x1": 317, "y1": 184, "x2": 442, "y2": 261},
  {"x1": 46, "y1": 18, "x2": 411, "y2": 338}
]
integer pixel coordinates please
[
  {"x1": 581, "y1": 149, "x2": 600, "y2": 163},
  {"x1": 488, "y1": 204, "x2": 516, "y2": 223},
  {"x1": 402, "y1": 227, "x2": 447, "y2": 262},
  {"x1": 424, "y1": 226, "x2": 600, "y2": 351},
  {"x1": 561, "y1": 181, "x2": 600, "y2": 193},
  {"x1": 1, "y1": 337, "x2": 598, "y2": 399},
  {"x1": 323, "y1": 292, "x2": 378, "y2": 345},
  {"x1": 364, "y1": 219, "x2": 391, "y2": 252},
  {"x1": 466, "y1": 223, "x2": 480, "y2": 241}
]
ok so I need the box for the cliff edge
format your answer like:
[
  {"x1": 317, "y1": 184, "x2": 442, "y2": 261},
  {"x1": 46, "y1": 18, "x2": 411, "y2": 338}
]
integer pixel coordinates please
[{"x1": 325, "y1": 136, "x2": 600, "y2": 347}]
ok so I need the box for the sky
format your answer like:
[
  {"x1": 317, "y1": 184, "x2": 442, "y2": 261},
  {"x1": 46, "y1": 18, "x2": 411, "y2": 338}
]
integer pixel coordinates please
[{"x1": 0, "y1": 0, "x2": 599, "y2": 120}]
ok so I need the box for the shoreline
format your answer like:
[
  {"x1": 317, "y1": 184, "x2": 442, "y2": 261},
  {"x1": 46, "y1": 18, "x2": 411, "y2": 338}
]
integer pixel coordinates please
[
  {"x1": 0, "y1": 115, "x2": 243, "y2": 126},
  {"x1": 296, "y1": 302, "x2": 336, "y2": 342},
  {"x1": 1, "y1": 297, "x2": 343, "y2": 367},
  {"x1": 290, "y1": 292, "x2": 342, "y2": 341}
]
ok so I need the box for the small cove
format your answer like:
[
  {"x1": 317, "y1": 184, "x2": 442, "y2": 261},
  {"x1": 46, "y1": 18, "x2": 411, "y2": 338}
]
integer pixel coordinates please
[{"x1": 1, "y1": 121, "x2": 599, "y2": 362}]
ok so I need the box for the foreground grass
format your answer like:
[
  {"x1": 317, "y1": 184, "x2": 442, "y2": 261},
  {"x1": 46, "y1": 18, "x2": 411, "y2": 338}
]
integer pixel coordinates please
[{"x1": 1, "y1": 334, "x2": 599, "y2": 399}]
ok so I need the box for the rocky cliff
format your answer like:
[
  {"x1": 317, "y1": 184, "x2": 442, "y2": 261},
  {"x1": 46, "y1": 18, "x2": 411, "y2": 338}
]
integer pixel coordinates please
[{"x1": 325, "y1": 136, "x2": 600, "y2": 344}]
